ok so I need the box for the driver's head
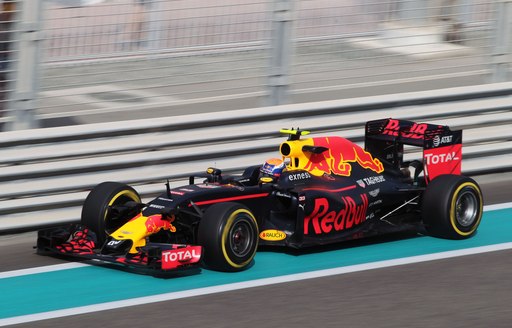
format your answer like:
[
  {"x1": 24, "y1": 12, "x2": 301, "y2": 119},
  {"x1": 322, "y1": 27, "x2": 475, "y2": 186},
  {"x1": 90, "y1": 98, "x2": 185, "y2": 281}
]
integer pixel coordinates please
[{"x1": 260, "y1": 158, "x2": 285, "y2": 178}]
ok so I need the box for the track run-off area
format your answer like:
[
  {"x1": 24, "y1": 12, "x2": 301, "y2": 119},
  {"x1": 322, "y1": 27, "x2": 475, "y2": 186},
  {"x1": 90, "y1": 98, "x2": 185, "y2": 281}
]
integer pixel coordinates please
[{"x1": 0, "y1": 203, "x2": 511, "y2": 326}]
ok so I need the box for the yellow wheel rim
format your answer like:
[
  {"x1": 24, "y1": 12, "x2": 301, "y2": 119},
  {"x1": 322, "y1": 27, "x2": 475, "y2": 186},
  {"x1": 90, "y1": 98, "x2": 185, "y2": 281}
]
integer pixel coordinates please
[
  {"x1": 221, "y1": 209, "x2": 258, "y2": 269},
  {"x1": 449, "y1": 182, "x2": 482, "y2": 236}
]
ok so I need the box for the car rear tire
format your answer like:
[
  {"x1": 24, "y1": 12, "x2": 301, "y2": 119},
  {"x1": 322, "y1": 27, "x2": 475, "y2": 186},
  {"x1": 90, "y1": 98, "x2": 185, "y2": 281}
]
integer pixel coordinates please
[
  {"x1": 81, "y1": 182, "x2": 141, "y2": 245},
  {"x1": 422, "y1": 174, "x2": 483, "y2": 239},
  {"x1": 198, "y1": 202, "x2": 259, "y2": 272}
]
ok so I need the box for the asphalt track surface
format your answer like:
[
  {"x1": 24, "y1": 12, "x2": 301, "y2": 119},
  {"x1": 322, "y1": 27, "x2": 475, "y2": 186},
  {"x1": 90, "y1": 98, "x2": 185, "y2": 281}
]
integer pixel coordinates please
[{"x1": 0, "y1": 174, "x2": 511, "y2": 328}]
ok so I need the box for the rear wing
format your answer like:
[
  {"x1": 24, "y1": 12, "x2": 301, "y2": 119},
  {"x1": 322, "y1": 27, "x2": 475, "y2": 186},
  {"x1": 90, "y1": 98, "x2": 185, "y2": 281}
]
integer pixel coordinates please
[{"x1": 365, "y1": 118, "x2": 462, "y2": 183}]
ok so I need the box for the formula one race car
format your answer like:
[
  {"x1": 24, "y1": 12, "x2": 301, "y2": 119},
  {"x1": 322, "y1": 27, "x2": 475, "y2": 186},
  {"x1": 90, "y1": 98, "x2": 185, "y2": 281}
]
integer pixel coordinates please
[{"x1": 37, "y1": 118, "x2": 483, "y2": 274}]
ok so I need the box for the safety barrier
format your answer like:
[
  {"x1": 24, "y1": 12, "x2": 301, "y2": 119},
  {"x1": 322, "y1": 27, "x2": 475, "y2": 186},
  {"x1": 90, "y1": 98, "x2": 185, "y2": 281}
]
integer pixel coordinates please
[
  {"x1": 4, "y1": 0, "x2": 509, "y2": 130},
  {"x1": 0, "y1": 82, "x2": 511, "y2": 232}
]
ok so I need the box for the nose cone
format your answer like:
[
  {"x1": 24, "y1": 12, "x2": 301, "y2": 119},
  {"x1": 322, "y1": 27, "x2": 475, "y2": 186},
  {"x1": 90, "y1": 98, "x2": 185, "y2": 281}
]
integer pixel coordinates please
[{"x1": 111, "y1": 214, "x2": 176, "y2": 253}]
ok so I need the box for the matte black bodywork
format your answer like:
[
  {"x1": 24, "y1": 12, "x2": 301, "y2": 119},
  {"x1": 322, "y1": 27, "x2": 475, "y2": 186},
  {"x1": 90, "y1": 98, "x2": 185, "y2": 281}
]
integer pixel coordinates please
[{"x1": 144, "y1": 161, "x2": 421, "y2": 249}]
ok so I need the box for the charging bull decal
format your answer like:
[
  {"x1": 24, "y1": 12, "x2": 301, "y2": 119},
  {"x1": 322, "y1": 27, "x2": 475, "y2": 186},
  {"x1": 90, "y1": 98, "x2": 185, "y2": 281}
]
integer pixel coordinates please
[{"x1": 304, "y1": 137, "x2": 384, "y2": 177}]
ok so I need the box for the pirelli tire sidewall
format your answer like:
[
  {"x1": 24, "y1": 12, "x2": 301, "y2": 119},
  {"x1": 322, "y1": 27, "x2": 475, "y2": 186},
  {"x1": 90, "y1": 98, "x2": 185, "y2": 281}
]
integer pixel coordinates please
[
  {"x1": 81, "y1": 181, "x2": 141, "y2": 245},
  {"x1": 421, "y1": 174, "x2": 483, "y2": 239},
  {"x1": 198, "y1": 202, "x2": 259, "y2": 272}
]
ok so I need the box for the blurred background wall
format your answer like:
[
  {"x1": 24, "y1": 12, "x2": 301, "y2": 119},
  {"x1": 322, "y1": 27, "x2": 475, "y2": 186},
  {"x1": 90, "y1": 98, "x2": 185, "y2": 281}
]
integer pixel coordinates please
[{"x1": 0, "y1": 0, "x2": 509, "y2": 130}]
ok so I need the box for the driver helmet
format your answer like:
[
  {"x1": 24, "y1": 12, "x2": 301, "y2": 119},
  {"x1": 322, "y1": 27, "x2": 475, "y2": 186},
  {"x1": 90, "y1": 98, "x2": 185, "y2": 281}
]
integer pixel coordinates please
[{"x1": 260, "y1": 158, "x2": 285, "y2": 178}]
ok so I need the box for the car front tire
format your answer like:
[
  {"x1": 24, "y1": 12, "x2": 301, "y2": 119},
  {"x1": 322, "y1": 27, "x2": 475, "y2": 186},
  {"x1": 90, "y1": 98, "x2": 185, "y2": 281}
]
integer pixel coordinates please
[
  {"x1": 81, "y1": 182, "x2": 141, "y2": 245},
  {"x1": 198, "y1": 202, "x2": 259, "y2": 272}
]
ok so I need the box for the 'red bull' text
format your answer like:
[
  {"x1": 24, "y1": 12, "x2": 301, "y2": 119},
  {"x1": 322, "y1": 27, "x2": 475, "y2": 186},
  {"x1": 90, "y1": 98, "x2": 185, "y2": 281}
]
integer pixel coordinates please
[{"x1": 304, "y1": 194, "x2": 369, "y2": 235}]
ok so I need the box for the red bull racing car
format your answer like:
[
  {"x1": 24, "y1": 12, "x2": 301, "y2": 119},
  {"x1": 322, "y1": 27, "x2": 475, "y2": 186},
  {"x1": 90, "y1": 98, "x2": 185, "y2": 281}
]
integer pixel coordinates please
[{"x1": 37, "y1": 118, "x2": 483, "y2": 274}]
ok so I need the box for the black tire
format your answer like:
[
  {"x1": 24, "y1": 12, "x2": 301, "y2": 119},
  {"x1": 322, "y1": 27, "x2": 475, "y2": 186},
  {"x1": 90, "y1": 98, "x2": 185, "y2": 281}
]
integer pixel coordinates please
[
  {"x1": 198, "y1": 202, "x2": 259, "y2": 272},
  {"x1": 422, "y1": 174, "x2": 483, "y2": 239},
  {"x1": 81, "y1": 182, "x2": 141, "y2": 245}
]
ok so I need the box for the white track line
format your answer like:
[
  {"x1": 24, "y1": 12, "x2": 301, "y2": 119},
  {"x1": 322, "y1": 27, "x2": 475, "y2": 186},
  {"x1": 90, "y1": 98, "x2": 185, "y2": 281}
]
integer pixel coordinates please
[
  {"x1": 484, "y1": 202, "x2": 512, "y2": 211},
  {"x1": 0, "y1": 262, "x2": 89, "y2": 279}
]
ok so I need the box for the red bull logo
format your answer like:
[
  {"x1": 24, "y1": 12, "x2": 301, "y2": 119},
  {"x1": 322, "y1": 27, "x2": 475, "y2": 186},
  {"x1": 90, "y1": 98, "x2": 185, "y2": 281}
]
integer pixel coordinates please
[
  {"x1": 144, "y1": 214, "x2": 177, "y2": 234},
  {"x1": 304, "y1": 137, "x2": 384, "y2": 177},
  {"x1": 112, "y1": 213, "x2": 178, "y2": 254},
  {"x1": 304, "y1": 194, "x2": 369, "y2": 235}
]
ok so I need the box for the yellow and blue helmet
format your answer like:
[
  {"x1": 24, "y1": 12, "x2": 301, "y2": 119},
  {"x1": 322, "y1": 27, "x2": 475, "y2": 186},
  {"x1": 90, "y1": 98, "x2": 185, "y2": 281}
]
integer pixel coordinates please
[{"x1": 260, "y1": 158, "x2": 286, "y2": 177}]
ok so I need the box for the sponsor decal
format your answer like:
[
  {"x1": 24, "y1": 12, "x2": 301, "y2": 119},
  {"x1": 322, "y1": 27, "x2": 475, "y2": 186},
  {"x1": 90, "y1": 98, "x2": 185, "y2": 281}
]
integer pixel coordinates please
[
  {"x1": 196, "y1": 184, "x2": 220, "y2": 189},
  {"x1": 170, "y1": 190, "x2": 185, "y2": 196},
  {"x1": 304, "y1": 194, "x2": 369, "y2": 235},
  {"x1": 362, "y1": 175, "x2": 385, "y2": 185},
  {"x1": 161, "y1": 246, "x2": 202, "y2": 270},
  {"x1": 180, "y1": 188, "x2": 195, "y2": 192},
  {"x1": 158, "y1": 197, "x2": 174, "y2": 202},
  {"x1": 107, "y1": 240, "x2": 122, "y2": 246},
  {"x1": 432, "y1": 135, "x2": 453, "y2": 147},
  {"x1": 304, "y1": 137, "x2": 383, "y2": 177},
  {"x1": 288, "y1": 172, "x2": 312, "y2": 181},
  {"x1": 228, "y1": 184, "x2": 245, "y2": 191},
  {"x1": 356, "y1": 179, "x2": 366, "y2": 188},
  {"x1": 275, "y1": 191, "x2": 292, "y2": 198},
  {"x1": 383, "y1": 119, "x2": 429, "y2": 139},
  {"x1": 162, "y1": 248, "x2": 200, "y2": 262},
  {"x1": 433, "y1": 135, "x2": 440, "y2": 147},
  {"x1": 423, "y1": 144, "x2": 462, "y2": 181},
  {"x1": 149, "y1": 204, "x2": 165, "y2": 209},
  {"x1": 298, "y1": 194, "x2": 306, "y2": 211},
  {"x1": 424, "y1": 151, "x2": 459, "y2": 165},
  {"x1": 369, "y1": 199, "x2": 383, "y2": 207},
  {"x1": 259, "y1": 229, "x2": 287, "y2": 241},
  {"x1": 368, "y1": 188, "x2": 380, "y2": 197}
]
